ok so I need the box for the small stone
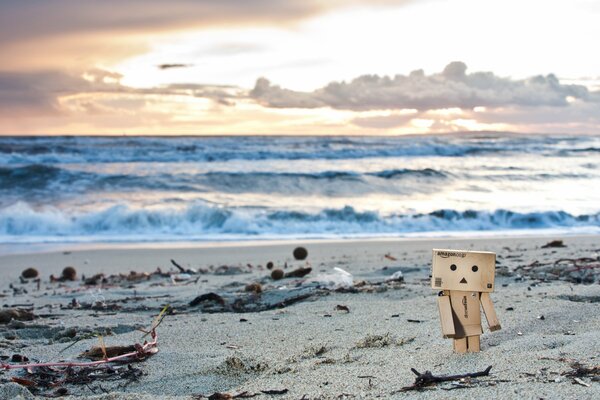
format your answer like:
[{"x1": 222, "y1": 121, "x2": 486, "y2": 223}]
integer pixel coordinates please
[
  {"x1": 284, "y1": 267, "x2": 312, "y2": 278},
  {"x1": 0, "y1": 309, "x2": 34, "y2": 324},
  {"x1": 293, "y1": 247, "x2": 308, "y2": 260},
  {"x1": 271, "y1": 269, "x2": 285, "y2": 280},
  {"x1": 266, "y1": 261, "x2": 274, "y2": 270},
  {"x1": 11, "y1": 354, "x2": 29, "y2": 362},
  {"x1": 541, "y1": 240, "x2": 566, "y2": 248},
  {"x1": 244, "y1": 282, "x2": 262, "y2": 293},
  {"x1": 21, "y1": 268, "x2": 39, "y2": 279},
  {"x1": 62, "y1": 266, "x2": 77, "y2": 281}
]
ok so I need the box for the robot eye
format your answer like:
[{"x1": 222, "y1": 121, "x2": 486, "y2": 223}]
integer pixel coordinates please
[
  {"x1": 472, "y1": 265, "x2": 478, "y2": 272},
  {"x1": 450, "y1": 264, "x2": 457, "y2": 271}
]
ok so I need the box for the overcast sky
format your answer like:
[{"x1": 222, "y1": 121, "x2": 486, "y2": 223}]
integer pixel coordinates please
[{"x1": 1, "y1": 0, "x2": 599, "y2": 135}]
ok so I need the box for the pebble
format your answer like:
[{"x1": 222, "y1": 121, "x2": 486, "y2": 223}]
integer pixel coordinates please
[
  {"x1": 271, "y1": 269, "x2": 285, "y2": 280},
  {"x1": 245, "y1": 282, "x2": 262, "y2": 293},
  {"x1": 293, "y1": 247, "x2": 308, "y2": 260},
  {"x1": 62, "y1": 266, "x2": 77, "y2": 281},
  {"x1": 21, "y1": 268, "x2": 39, "y2": 279}
]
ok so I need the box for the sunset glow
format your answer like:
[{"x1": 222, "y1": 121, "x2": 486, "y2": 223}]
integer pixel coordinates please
[{"x1": 1, "y1": 0, "x2": 599, "y2": 135}]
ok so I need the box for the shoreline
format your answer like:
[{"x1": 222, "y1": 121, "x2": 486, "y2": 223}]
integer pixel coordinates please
[
  {"x1": 1, "y1": 234, "x2": 598, "y2": 399},
  {"x1": 2, "y1": 230, "x2": 600, "y2": 257}
]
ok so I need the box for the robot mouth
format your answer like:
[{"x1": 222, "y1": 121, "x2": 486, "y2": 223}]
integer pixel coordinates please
[{"x1": 460, "y1": 277, "x2": 468, "y2": 284}]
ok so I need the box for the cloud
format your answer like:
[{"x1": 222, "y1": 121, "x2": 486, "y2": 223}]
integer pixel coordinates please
[
  {"x1": 0, "y1": 71, "x2": 95, "y2": 115},
  {"x1": 157, "y1": 64, "x2": 193, "y2": 70},
  {"x1": 0, "y1": 69, "x2": 240, "y2": 116},
  {"x1": 0, "y1": 0, "x2": 414, "y2": 71},
  {"x1": 2, "y1": 62, "x2": 600, "y2": 135},
  {"x1": 250, "y1": 62, "x2": 597, "y2": 111},
  {"x1": 0, "y1": 1, "x2": 413, "y2": 46}
]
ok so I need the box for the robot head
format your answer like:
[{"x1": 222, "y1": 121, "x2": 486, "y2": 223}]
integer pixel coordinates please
[{"x1": 431, "y1": 249, "x2": 496, "y2": 292}]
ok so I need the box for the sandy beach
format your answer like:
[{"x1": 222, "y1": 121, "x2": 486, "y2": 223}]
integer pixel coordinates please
[{"x1": 0, "y1": 235, "x2": 598, "y2": 399}]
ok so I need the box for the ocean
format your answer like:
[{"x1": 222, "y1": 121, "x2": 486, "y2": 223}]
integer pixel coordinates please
[{"x1": 1, "y1": 133, "x2": 599, "y2": 246}]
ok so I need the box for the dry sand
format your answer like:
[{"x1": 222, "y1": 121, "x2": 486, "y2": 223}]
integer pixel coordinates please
[{"x1": 0, "y1": 236, "x2": 599, "y2": 399}]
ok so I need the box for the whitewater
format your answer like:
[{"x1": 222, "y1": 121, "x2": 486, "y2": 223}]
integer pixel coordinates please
[{"x1": 1, "y1": 133, "x2": 600, "y2": 244}]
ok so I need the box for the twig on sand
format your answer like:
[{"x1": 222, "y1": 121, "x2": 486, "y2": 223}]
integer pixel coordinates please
[
  {"x1": 396, "y1": 365, "x2": 493, "y2": 392},
  {"x1": 1, "y1": 306, "x2": 169, "y2": 371},
  {"x1": 1, "y1": 332, "x2": 158, "y2": 371},
  {"x1": 170, "y1": 259, "x2": 186, "y2": 273}
]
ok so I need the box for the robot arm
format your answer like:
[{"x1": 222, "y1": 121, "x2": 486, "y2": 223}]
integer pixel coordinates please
[
  {"x1": 437, "y1": 291, "x2": 456, "y2": 338},
  {"x1": 480, "y1": 292, "x2": 501, "y2": 331}
]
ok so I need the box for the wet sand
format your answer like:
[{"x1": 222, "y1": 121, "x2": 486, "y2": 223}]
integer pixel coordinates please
[{"x1": 1, "y1": 236, "x2": 599, "y2": 399}]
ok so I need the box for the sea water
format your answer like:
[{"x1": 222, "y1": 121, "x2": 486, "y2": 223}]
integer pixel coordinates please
[{"x1": 1, "y1": 133, "x2": 599, "y2": 245}]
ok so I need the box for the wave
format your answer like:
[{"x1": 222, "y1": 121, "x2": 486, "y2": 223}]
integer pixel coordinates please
[
  {"x1": 1, "y1": 202, "x2": 598, "y2": 243},
  {"x1": 2, "y1": 134, "x2": 597, "y2": 164},
  {"x1": 0, "y1": 165, "x2": 449, "y2": 196},
  {"x1": 367, "y1": 168, "x2": 447, "y2": 179}
]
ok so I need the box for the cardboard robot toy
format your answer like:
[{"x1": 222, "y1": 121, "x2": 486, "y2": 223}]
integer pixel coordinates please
[{"x1": 431, "y1": 249, "x2": 501, "y2": 353}]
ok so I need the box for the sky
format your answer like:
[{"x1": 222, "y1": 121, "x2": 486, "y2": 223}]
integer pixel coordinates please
[{"x1": 1, "y1": 0, "x2": 599, "y2": 136}]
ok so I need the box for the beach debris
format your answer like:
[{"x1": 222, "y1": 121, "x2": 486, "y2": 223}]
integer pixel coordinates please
[
  {"x1": 215, "y1": 265, "x2": 248, "y2": 275},
  {"x1": 170, "y1": 258, "x2": 197, "y2": 274},
  {"x1": 271, "y1": 269, "x2": 285, "y2": 280},
  {"x1": 384, "y1": 253, "x2": 397, "y2": 261},
  {"x1": 11, "y1": 355, "x2": 29, "y2": 363},
  {"x1": 244, "y1": 282, "x2": 262, "y2": 293},
  {"x1": 335, "y1": 304, "x2": 350, "y2": 313},
  {"x1": 385, "y1": 271, "x2": 404, "y2": 282},
  {"x1": 559, "y1": 294, "x2": 600, "y2": 303},
  {"x1": 0, "y1": 306, "x2": 168, "y2": 397},
  {"x1": 190, "y1": 292, "x2": 226, "y2": 307},
  {"x1": 80, "y1": 343, "x2": 138, "y2": 361},
  {"x1": 194, "y1": 392, "x2": 258, "y2": 399},
  {"x1": 307, "y1": 267, "x2": 353, "y2": 289},
  {"x1": 293, "y1": 246, "x2": 308, "y2": 260},
  {"x1": 572, "y1": 377, "x2": 591, "y2": 387},
  {"x1": 170, "y1": 258, "x2": 186, "y2": 272},
  {"x1": 189, "y1": 285, "x2": 323, "y2": 313},
  {"x1": 398, "y1": 365, "x2": 493, "y2": 392},
  {"x1": 515, "y1": 256, "x2": 600, "y2": 283},
  {"x1": 562, "y1": 361, "x2": 600, "y2": 380},
  {"x1": 261, "y1": 389, "x2": 289, "y2": 395},
  {"x1": 62, "y1": 266, "x2": 77, "y2": 281},
  {"x1": 0, "y1": 309, "x2": 35, "y2": 324},
  {"x1": 284, "y1": 267, "x2": 312, "y2": 278},
  {"x1": 354, "y1": 333, "x2": 414, "y2": 349},
  {"x1": 21, "y1": 268, "x2": 39, "y2": 279},
  {"x1": 266, "y1": 261, "x2": 274, "y2": 270},
  {"x1": 193, "y1": 388, "x2": 288, "y2": 398},
  {"x1": 83, "y1": 273, "x2": 105, "y2": 285},
  {"x1": 542, "y1": 240, "x2": 566, "y2": 248}
]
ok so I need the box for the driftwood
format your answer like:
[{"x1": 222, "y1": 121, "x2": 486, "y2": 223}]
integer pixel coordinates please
[{"x1": 399, "y1": 365, "x2": 493, "y2": 391}]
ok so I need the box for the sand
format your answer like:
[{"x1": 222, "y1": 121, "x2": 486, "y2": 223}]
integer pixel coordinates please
[{"x1": 0, "y1": 235, "x2": 599, "y2": 399}]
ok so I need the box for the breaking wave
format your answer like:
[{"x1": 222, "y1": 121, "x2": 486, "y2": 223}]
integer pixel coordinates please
[{"x1": 1, "y1": 202, "x2": 599, "y2": 243}]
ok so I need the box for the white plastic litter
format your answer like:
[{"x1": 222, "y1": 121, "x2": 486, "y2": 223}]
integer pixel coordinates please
[
  {"x1": 307, "y1": 267, "x2": 353, "y2": 289},
  {"x1": 385, "y1": 270, "x2": 404, "y2": 282}
]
